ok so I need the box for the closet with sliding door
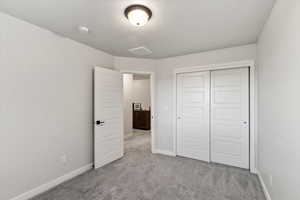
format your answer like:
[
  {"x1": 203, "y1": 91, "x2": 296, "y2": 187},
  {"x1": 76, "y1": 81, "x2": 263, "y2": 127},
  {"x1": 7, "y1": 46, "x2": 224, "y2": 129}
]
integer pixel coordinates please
[{"x1": 176, "y1": 67, "x2": 250, "y2": 169}]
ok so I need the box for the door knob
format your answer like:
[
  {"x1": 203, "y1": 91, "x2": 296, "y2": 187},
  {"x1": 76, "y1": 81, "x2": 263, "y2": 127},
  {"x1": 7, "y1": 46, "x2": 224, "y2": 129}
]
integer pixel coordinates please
[
  {"x1": 243, "y1": 121, "x2": 248, "y2": 125},
  {"x1": 96, "y1": 120, "x2": 105, "y2": 126}
]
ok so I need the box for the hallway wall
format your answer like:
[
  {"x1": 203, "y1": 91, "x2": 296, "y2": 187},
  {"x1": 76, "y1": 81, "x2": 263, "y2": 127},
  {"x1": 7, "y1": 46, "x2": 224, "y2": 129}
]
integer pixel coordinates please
[
  {"x1": 123, "y1": 74, "x2": 134, "y2": 136},
  {"x1": 132, "y1": 78, "x2": 151, "y2": 111}
]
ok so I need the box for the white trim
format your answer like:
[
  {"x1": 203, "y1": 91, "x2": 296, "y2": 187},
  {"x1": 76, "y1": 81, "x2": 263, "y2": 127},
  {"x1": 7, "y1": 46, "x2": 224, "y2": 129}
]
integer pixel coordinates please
[
  {"x1": 9, "y1": 163, "x2": 93, "y2": 200},
  {"x1": 257, "y1": 171, "x2": 272, "y2": 200},
  {"x1": 174, "y1": 60, "x2": 255, "y2": 74},
  {"x1": 249, "y1": 64, "x2": 258, "y2": 174},
  {"x1": 172, "y1": 60, "x2": 257, "y2": 173},
  {"x1": 153, "y1": 149, "x2": 176, "y2": 156},
  {"x1": 119, "y1": 70, "x2": 156, "y2": 153},
  {"x1": 172, "y1": 70, "x2": 177, "y2": 156}
]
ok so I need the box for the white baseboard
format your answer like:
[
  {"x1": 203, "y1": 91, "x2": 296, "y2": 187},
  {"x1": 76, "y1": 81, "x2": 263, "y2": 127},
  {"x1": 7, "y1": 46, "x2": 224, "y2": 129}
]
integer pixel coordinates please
[
  {"x1": 152, "y1": 149, "x2": 176, "y2": 156},
  {"x1": 9, "y1": 163, "x2": 93, "y2": 200},
  {"x1": 257, "y1": 170, "x2": 272, "y2": 200}
]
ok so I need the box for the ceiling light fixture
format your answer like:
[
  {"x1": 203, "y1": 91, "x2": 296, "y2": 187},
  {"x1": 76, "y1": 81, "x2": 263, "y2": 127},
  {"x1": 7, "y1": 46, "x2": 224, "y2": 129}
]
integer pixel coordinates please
[{"x1": 124, "y1": 5, "x2": 152, "y2": 27}]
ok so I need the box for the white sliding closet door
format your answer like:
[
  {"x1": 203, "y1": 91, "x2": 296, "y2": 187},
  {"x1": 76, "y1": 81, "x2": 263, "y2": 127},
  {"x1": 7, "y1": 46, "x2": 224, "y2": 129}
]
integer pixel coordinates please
[
  {"x1": 176, "y1": 72, "x2": 210, "y2": 162},
  {"x1": 210, "y1": 68, "x2": 249, "y2": 169}
]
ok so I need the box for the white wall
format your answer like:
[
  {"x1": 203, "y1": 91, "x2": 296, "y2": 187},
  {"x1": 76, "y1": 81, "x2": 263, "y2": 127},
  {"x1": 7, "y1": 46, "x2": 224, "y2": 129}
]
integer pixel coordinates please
[
  {"x1": 0, "y1": 12, "x2": 113, "y2": 200},
  {"x1": 155, "y1": 44, "x2": 257, "y2": 152},
  {"x1": 123, "y1": 74, "x2": 133, "y2": 135},
  {"x1": 256, "y1": 0, "x2": 300, "y2": 199},
  {"x1": 132, "y1": 78, "x2": 151, "y2": 110}
]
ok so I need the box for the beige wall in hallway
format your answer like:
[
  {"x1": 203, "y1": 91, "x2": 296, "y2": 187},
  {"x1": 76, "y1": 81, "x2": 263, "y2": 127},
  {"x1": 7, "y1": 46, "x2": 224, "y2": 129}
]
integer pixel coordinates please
[
  {"x1": 132, "y1": 78, "x2": 151, "y2": 111},
  {"x1": 123, "y1": 74, "x2": 133, "y2": 135}
]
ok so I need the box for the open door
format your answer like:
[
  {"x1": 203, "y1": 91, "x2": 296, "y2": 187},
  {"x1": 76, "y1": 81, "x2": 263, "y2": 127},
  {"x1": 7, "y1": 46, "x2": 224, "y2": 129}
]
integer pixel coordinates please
[{"x1": 94, "y1": 67, "x2": 123, "y2": 169}]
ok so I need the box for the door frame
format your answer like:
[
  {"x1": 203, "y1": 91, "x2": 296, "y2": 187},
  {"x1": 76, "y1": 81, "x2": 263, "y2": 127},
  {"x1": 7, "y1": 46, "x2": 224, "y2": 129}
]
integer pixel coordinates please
[
  {"x1": 120, "y1": 70, "x2": 156, "y2": 153},
  {"x1": 172, "y1": 60, "x2": 257, "y2": 173}
]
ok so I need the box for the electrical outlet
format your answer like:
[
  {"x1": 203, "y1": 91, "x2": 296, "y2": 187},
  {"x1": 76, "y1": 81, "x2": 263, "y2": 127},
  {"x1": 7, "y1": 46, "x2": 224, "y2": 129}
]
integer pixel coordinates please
[
  {"x1": 60, "y1": 154, "x2": 67, "y2": 164},
  {"x1": 269, "y1": 175, "x2": 273, "y2": 187}
]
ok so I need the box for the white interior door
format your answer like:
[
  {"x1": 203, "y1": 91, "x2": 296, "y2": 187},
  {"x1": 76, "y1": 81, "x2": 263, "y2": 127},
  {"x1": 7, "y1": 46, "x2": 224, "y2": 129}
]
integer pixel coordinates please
[
  {"x1": 210, "y1": 68, "x2": 249, "y2": 169},
  {"x1": 94, "y1": 67, "x2": 123, "y2": 169},
  {"x1": 176, "y1": 72, "x2": 210, "y2": 162}
]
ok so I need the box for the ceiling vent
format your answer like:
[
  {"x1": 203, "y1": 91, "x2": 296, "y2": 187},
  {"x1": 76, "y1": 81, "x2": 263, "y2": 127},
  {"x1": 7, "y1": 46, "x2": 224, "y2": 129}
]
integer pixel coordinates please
[{"x1": 128, "y1": 46, "x2": 152, "y2": 56}]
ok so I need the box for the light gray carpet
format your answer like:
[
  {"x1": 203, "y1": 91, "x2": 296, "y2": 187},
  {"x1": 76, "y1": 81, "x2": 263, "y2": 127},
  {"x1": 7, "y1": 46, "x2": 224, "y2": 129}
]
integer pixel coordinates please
[{"x1": 31, "y1": 132, "x2": 265, "y2": 200}]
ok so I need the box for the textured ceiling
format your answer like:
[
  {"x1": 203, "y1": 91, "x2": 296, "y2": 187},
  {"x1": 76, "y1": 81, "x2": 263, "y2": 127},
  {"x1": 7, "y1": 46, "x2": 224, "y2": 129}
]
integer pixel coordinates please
[{"x1": 0, "y1": 0, "x2": 274, "y2": 58}]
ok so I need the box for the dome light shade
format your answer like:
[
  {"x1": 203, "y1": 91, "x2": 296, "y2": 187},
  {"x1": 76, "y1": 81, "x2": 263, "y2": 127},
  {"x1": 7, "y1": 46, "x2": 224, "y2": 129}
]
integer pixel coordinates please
[{"x1": 125, "y1": 5, "x2": 152, "y2": 27}]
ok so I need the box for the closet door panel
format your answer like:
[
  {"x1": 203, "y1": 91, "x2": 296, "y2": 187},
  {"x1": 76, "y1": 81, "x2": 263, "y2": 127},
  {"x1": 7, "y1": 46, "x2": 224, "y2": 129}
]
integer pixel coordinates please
[
  {"x1": 176, "y1": 72, "x2": 210, "y2": 162},
  {"x1": 211, "y1": 68, "x2": 249, "y2": 169}
]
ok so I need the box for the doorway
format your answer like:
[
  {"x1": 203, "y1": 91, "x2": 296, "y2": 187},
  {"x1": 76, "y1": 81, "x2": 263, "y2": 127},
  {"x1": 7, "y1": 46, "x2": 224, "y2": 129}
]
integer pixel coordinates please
[
  {"x1": 122, "y1": 72, "x2": 155, "y2": 154},
  {"x1": 93, "y1": 67, "x2": 155, "y2": 169}
]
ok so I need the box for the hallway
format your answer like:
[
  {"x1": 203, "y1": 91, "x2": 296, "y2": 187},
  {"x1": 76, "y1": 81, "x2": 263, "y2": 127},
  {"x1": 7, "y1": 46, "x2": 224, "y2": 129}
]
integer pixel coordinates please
[{"x1": 124, "y1": 130, "x2": 151, "y2": 153}]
